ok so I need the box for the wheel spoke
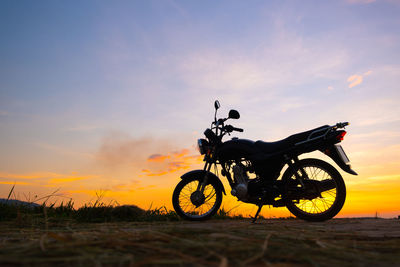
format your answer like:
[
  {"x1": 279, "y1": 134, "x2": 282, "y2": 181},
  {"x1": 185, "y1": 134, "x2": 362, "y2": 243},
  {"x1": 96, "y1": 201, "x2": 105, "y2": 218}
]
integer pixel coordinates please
[
  {"x1": 290, "y1": 163, "x2": 339, "y2": 216},
  {"x1": 176, "y1": 179, "x2": 219, "y2": 218}
]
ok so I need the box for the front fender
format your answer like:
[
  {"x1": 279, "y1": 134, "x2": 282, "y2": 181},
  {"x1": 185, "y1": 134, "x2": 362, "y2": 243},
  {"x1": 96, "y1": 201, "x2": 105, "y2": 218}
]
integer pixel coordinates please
[{"x1": 181, "y1": 170, "x2": 226, "y2": 195}]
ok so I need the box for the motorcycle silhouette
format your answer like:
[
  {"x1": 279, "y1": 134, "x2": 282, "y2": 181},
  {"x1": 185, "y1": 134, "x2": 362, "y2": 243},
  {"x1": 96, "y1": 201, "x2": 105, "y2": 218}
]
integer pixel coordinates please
[{"x1": 172, "y1": 101, "x2": 357, "y2": 222}]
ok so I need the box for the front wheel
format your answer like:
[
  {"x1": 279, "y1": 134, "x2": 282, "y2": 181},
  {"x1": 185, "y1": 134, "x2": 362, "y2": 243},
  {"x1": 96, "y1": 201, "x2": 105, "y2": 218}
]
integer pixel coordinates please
[
  {"x1": 284, "y1": 158, "x2": 346, "y2": 222},
  {"x1": 172, "y1": 176, "x2": 222, "y2": 221}
]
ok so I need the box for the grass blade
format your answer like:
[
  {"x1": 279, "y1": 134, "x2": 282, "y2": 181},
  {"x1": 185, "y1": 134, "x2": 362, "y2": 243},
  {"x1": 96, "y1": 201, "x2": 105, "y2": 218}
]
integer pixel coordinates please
[{"x1": 7, "y1": 184, "x2": 15, "y2": 201}]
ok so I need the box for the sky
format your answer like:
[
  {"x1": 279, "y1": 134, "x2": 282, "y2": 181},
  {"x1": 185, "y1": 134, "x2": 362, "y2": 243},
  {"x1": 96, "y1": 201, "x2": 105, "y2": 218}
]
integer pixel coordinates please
[{"x1": 1, "y1": 0, "x2": 399, "y2": 218}]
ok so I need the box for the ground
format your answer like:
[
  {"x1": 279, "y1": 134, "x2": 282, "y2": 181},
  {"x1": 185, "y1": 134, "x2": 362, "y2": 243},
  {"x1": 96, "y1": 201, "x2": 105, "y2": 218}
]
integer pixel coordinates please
[{"x1": 0, "y1": 218, "x2": 399, "y2": 266}]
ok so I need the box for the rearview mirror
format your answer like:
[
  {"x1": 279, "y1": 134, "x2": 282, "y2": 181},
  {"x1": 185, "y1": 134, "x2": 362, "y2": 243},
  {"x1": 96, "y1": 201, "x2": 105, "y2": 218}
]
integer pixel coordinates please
[
  {"x1": 214, "y1": 100, "x2": 220, "y2": 110},
  {"x1": 228, "y1": 109, "x2": 240, "y2": 119}
]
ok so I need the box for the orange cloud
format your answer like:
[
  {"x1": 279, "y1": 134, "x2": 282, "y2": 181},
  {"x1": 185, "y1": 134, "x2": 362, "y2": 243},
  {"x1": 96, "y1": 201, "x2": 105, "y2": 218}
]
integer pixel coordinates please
[
  {"x1": 364, "y1": 70, "x2": 372, "y2": 76},
  {"x1": 94, "y1": 133, "x2": 201, "y2": 179},
  {"x1": 0, "y1": 172, "x2": 96, "y2": 190},
  {"x1": 48, "y1": 176, "x2": 91, "y2": 184},
  {"x1": 141, "y1": 169, "x2": 170, "y2": 177},
  {"x1": 0, "y1": 172, "x2": 63, "y2": 179},
  {"x1": 0, "y1": 181, "x2": 30, "y2": 185},
  {"x1": 347, "y1": 70, "x2": 372, "y2": 88},
  {"x1": 172, "y1": 149, "x2": 190, "y2": 158},
  {"x1": 147, "y1": 154, "x2": 170, "y2": 162},
  {"x1": 142, "y1": 149, "x2": 203, "y2": 177},
  {"x1": 347, "y1": 74, "x2": 363, "y2": 88}
]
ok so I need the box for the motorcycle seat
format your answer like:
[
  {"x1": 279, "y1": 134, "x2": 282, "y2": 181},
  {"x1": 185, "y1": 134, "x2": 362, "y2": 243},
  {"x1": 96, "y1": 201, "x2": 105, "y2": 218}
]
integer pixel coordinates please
[{"x1": 255, "y1": 125, "x2": 329, "y2": 154}]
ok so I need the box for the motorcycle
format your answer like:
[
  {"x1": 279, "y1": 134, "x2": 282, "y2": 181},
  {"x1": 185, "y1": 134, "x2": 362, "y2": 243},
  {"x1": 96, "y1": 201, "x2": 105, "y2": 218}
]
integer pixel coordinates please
[{"x1": 172, "y1": 100, "x2": 357, "y2": 222}]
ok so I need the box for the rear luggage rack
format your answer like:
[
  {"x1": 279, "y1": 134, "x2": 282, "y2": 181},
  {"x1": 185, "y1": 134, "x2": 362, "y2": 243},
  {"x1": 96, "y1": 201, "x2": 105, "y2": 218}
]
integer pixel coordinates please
[{"x1": 295, "y1": 122, "x2": 349, "y2": 146}]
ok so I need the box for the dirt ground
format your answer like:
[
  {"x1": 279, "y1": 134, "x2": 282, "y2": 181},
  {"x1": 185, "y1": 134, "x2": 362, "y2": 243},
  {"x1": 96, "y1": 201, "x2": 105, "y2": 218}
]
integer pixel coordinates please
[{"x1": 0, "y1": 218, "x2": 399, "y2": 266}]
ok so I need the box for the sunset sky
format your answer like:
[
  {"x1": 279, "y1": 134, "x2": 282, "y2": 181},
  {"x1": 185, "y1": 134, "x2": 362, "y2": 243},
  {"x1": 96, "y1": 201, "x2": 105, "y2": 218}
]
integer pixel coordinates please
[{"x1": 1, "y1": 0, "x2": 399, "y2": 218}]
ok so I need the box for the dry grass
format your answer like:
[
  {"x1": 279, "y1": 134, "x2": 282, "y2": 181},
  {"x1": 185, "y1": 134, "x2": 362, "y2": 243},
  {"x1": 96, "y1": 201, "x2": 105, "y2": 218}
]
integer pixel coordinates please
[
  {"x1": 1, "y1": 187, "x2": 399, "y2": 266},
  {"x1": 0, "y1": 218, "x2": 399, "y2": 266}
]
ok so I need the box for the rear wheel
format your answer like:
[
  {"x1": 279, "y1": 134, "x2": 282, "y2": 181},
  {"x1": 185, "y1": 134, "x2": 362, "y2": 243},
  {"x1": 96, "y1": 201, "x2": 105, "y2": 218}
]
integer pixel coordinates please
[
  {"x1": 284, "y1": 158, "x2": 346, "y2": 222},
  {"x1": 172, "y1": 176, "x2": 222, "y2": 221}
]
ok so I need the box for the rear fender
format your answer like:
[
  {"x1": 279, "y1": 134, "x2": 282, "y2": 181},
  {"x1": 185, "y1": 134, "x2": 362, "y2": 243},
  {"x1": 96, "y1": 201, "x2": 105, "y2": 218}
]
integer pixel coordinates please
[
  {"x1": 181, "y1": 170, "x2": 226, "y2": 195},
  {"x1": 323, "y1": 145, "x2": 357, "y2": 175}
]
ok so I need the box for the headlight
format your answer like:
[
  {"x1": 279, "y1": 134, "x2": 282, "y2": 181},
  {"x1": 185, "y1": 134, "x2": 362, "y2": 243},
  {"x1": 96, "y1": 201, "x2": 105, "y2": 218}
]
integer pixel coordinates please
[{"x1": 197, "y1": 139, "x2": 209, "y2": 155}]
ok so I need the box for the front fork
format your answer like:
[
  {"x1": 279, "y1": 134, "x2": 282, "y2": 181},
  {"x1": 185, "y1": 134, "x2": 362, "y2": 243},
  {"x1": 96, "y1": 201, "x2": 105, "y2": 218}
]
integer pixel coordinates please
[{"x1": 196, "y1": 161, "x2": 212, "y2": 193}]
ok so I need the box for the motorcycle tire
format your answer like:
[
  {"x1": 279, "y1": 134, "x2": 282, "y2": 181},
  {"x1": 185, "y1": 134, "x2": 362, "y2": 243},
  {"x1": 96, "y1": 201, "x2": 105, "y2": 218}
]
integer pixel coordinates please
[
  {"x1": 172, "y1": 176, "x2": 222, "y2": 221},
  {"x1": 284, "y1": 158, "x2": 346, "y2": 222}
]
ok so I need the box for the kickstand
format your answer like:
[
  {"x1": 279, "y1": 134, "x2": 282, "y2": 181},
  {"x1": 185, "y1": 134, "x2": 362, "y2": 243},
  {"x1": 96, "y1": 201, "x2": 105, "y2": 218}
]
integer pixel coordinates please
[{"x1": 251, "y1": 205, "x2": 263, "y2": 223}]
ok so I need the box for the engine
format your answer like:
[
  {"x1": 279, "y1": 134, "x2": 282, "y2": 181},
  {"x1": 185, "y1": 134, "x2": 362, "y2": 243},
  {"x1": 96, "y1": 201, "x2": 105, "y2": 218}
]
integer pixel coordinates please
[{"x1": 231, "y1": 164, "x2": 249, "y2": 200}]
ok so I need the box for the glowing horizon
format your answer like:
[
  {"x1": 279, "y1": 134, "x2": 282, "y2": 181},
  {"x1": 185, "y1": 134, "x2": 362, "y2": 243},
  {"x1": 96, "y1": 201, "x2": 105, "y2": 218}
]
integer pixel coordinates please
[{"x1": 1, "y1": 0, "x2": 400, "y2": 218}]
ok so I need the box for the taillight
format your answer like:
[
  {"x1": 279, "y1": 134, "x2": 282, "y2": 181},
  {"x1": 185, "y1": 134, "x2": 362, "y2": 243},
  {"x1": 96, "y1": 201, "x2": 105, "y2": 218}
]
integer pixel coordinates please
[{"x1": 337, "y1": 131, "x2": 347, "y2": 141}]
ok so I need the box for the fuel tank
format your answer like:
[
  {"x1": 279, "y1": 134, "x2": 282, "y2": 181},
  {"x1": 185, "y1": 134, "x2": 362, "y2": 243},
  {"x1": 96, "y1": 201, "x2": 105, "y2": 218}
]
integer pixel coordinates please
[{"x1": 217, "y1": 138, "x2": 257, "y2": 161}]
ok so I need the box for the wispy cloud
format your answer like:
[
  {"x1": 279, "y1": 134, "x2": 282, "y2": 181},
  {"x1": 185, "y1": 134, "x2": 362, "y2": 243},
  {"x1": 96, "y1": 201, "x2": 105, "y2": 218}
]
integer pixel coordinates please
[
  {"x1": 95, "y1": 132, "x2": 202, "y2": 178},
  {"x1": 0, "y1": 181, "x2": 30, "y2": 185},
  {"x1": 48, "y1": 176, "x2": 90, "y2": 184},
  {"x1": 33, "y1": 142, "x2": 94, "y2": 160},
  {"x1": 351, "y1": 130, "x2": 400, "y2": 140},
  {"x1": 348, "y1": 96, "x2": 400, "y2": 127},
  {"x1": 166, "y1": 0, "x2": 189, "y2": 19},
  {"x1": 347, "y1": 74, "x2": 363, "y2": 88},
  {"x1": 179, "y1": 53, "x2": 267, "y2": 91},
  {"x1": 96, "y1": 132, "x2": 174, "y2": 168},
  {"x1": 346, "y1": 0, "x2": 376, "y2": 4},
  {"x1": 0, "y1": 172, "x2": 65, "y2": 180},
  {"x1": 364, "y1": 70, "x2": 372, "y2": 76},
  {"x1": 280, "y1": 97, "x2": 315, "y2": 112},
  {"x1": 65, "y1": 124, "x2": 104, "y2": 132},
  {"x1": 177, "y1": 41, "x2": 348, "y2": 98},
  {"x1": 365, "y1": 174, "x2": 400, "y2": 182},
  {"x1": 347, "y1": 174, "x2": 400, "y2": 186},
  {"x1": 0, "y1": 172, "x2": 95, "y2": 186},
  {"x1": 67, "y1": 180, "x2": 146, "y2": 196},
  {"x1": 142, "y1": 149, "x2": 202, "y2": 177},
  {"x1": 147, "y1": 154, "x2": 170, "y2": 162},
  {"x1": 169, "y1": 20, "x2": 350, "y2": 108},
  {"x1": 347, "y1": 70, "x2": 372, "y2": 88}
]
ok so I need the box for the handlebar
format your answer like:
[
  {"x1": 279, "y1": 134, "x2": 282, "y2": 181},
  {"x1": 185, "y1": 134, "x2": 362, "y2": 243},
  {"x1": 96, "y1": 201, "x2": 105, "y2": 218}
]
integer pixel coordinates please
[
  {"x1": 233, "y1": 126, "x2": 244, "y2": 132},
  {"x1": 336, "y1": 122, "x2": 349, "y2": 129},
  {"x1": 224, "y1": 125, "x2": 244, "y2": 133}
]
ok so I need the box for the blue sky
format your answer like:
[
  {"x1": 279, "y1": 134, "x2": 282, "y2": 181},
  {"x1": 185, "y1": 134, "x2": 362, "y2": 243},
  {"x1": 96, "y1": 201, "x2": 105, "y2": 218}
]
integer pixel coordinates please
[{"x1": 1, "y1": 0, "x2": 400, "y2": 216}]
